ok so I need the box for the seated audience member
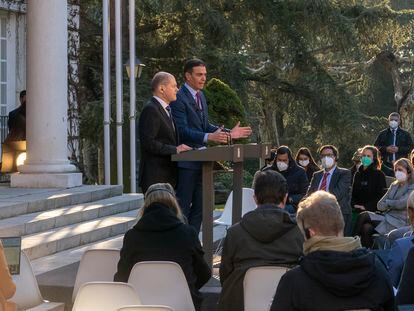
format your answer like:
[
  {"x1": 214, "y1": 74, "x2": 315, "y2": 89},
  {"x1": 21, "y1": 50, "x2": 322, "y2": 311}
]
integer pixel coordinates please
[
  {"x1": 396, "y1": 247, "x2": 414, "y2": 305},
  {"x1": 264, "y1": 146, "x2": 309, "y2": 213},
  {"x1": 0, "y1": 240, "x2": 16, "y2": 311},
  {"x1": 307, "y1": 145, "x2": 353, "y2": 235},
  {"x1": 114, "y1": 183, "x2": 210, "y2": 310},
  {"x1": 260, "y1": 149, "x2": 276, "y2": 170},
  {"x1": 354, "y1": 158, "x2": 414, "y2": 248},
  {"x1": 387, "y1": 191, "x2": 414, "y2": 287},
  {"x1": 350, "y1": 148, "x2": 362, "y2": 180},
  {"x1": 270, "y1": 191, "x2": 395, "y2": 311},
  {"x1": 351, "y1": 145, "x2": 386, "y2": 213},
  {"x1": 295, "y1": 147, "x2": 320, "y2": 182},
  {"x1": 219, "y1": 170, "x2": 303, "y2": 311}
]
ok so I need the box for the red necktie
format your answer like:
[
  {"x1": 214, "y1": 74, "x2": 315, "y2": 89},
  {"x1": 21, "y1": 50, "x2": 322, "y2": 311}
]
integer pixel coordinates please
[
  {"x1": 195, "y1": 92, "x2": 203, "y2": 111},
  {"x1": 319, "y1": 172, "x2": 330, "y2": 191}
]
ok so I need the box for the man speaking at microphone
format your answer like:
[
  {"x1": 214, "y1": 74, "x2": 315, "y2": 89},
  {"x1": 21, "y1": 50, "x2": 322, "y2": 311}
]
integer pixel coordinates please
[{"x1": 171, "y1": 59, "x2": 252, "y2": 233}]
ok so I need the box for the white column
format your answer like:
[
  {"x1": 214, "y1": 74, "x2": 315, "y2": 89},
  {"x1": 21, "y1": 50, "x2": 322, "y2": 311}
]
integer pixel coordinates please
[{"x1": 11, "y1": 0, "x2": 82, "y2": 188}]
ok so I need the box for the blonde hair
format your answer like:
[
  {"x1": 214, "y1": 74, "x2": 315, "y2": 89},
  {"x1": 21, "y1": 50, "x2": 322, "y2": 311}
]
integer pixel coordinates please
[
  {"x1": 142, "y1": 183, "x2": 184, "y2": 222},
  {"x1": 407, "y1": 191, "x2": 414, "y2": 228},
  {"x1": 297, "y1": 191, "x2": 344, "y2": 236},
  {"x1": 394, "y1": 158, "x2": 414, "y2": 184}
]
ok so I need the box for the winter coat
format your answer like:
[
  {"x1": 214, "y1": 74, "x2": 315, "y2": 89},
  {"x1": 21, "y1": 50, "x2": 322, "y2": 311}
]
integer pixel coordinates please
[
  {"x1": 264, "y1": 160, "x2": 309, "y2": 208},
  {"x1": 376, "y1": 182, "x2": 414, "y2": 235},
  {"x1": 114, "y1": 202, "x2": 211, "y2": 310},
  {"x1": 351, "y1": 164, "x2": 387, "y2": 212},
  {"x1": 271, "y1": 247, "x2": 395, "y2": 311},
  {"x1": 218, "y1": 204, "x2": 303, "y2": 311}
]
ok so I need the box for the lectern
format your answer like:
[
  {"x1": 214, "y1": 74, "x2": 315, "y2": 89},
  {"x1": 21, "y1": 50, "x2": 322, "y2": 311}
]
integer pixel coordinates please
[{"x1": 172, "y1": 143, "x2": 270, "y2": 266}]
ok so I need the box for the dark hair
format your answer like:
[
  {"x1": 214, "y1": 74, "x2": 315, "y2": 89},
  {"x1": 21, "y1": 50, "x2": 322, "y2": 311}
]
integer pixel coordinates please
[
  {"x1": 20, "y1": 90, "x2": 26, "y2": 99},
  {"x1": 276, "y1": 145, "x2": 291, "y2": 156},
  {"x1": 318, "y1": 144, "x2": 339, "y2": 160},
  {"x1": 253, "y1": 170, "x2": 288, "y2": 205},
  {"x1": 361, "y1": 145, "x2": 381, "y2": 170},
  {"x1": 183, "y1": 58, "x2": 206, "y2": 76},
  {"x1": 389, "y1": 112, "x2": 400, "y2": 120},
  {"x1": 295, "y1": 147, "x2": 319, "y2": 169}
]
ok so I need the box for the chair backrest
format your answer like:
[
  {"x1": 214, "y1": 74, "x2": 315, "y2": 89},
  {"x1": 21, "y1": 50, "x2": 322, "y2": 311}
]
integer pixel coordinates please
[
  {"x1": 118, "y1": 306, "x2": 173, "y2": 311},
  {"x1": 72, "y1": 248, "x2": 120, "y2": 301},
  {"x1": 128, "y1": 261, "x2": 195, "y2": 311},
  {"x1": 215, "y1": 188, "x2": 256, "y2": 226},
  {"x1": 243, "y1": 266, "x2": 289, "y2": 311},
  {"x1": 72, "y1": 282, "x2": 141, "y2": 311},
  {"x1": 12, "y1": 250, "x2": 44, "y2": 310}
]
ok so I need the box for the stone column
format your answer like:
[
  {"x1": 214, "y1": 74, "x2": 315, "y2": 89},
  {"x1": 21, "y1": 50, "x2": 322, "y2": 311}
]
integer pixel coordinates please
[{"x1": 11, "y1": 0, "x2": 82, "y2": 188}]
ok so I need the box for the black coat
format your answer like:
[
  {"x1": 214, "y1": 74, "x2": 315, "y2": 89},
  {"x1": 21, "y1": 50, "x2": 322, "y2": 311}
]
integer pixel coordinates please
[
  {"x1": 374, "y1": 127, "x2": 414, "y2": 165},
  {"x1": 138, "y1": 97, "x2": 178, "y2": 192},
  {"x1": 6, "y1": 105, "x2": 26, "y2": 142},
  {"x1": 351, "y1": 165, "x2": 387, "y2": 212},
  {"x1": 114, "y1": 203, "x2": 211, "y2": 309},
  {"x1": 219, "y1": 205, "x2": 304, "y2": 311},
  {"x1": 264, "y1": 161, "x2": 309, "y2": 207},
  {"x1": 270, "y1": 249, "x2": 395, "y2": 311},
  {"x1": 397, "y1": 247, "x2": 414, "y2": 305}
]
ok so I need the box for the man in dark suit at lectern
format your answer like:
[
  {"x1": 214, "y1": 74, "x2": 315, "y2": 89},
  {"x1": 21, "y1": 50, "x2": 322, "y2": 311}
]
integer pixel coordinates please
[
  {"x1": 138, "y1": 72, "x2": 192, "y2": 193},
  {"x1": 171, "y1": 59, "x2": 252, "y2": 233}
]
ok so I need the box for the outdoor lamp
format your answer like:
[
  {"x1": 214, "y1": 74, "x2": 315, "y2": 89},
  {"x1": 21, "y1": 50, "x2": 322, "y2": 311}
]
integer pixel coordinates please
[{"x1": 125, "y1": 57, "x2": 145, "y2": 79}]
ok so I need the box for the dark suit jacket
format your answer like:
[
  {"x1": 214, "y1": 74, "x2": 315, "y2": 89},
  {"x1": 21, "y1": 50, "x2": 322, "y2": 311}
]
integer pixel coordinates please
[
  {"x1": 307, "y1": 166, "x2": 352, "y2": 215},
  {"x1": 170, "y1": 85, "x2": 218, "y2": 170},
  {"x1": 374, "y1": 127, "x2": 414, "y2": 165},
  {"x1": 138, "y1": 97, "x2": 178, "y2": 192}
]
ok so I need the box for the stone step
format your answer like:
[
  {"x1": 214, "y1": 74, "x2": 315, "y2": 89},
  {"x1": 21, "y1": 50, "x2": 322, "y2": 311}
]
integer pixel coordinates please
[
  {"x1": 0, "y1": 194, "x2": 143, "y2": 236},
  {"x1": 0, "y1": 184, "x2": 123, "y2": 220},
  {"x1": 0, "y1": 185, "x2": 124, "y2": 220},
  {"x1": 32, "y1": 235, "x2": 124, "y2": 276},
  {"x1": 22, "y1": 210, "x2": 139, "y2": 260}
]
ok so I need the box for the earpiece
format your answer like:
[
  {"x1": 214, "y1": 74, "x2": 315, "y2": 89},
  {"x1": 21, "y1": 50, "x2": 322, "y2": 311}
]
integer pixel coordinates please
[{"x1": 302, "y1": 219, "x2": 311, "y2": 239}]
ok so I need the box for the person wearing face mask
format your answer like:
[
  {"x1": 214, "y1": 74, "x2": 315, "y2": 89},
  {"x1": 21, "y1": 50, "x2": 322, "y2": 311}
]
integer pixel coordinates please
[
  {"x1": 351, "y1": 145, "x2": 386, "y2": 214},
  {"x1": 374, "y1": 112, "x2": 413, "y2": 169},
  {"x1": 270, "y1": 191, "x2": 395, "y2": 311},
  {"x1": 307, "y1": 145, "x2": 353, "y2": 236},
  {"x1": 354, "y1": 158, "x2": 414, "y2": 248},
  {"x1": 264, "y1": 146, "x2": 309, "y2": 213},
  {"x1": 295, "y1": 147, "x2": 320, "y2": 182}
]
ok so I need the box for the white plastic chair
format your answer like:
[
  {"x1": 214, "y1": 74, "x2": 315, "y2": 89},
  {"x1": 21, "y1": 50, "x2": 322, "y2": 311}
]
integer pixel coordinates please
[
  {"x1": 214, "y1": 188, "x2": 256, "y2": 226},
  {"x1": 128, "y1": 261, "x2": 195, "y2": 311},
  {"x1": 72, "y1": 282, "x2": 141, "y2": 311},
  {"x1": 72, "y1": 248, "x2": 120, "y2": 301},
  {"x1": 118, "y1": 306, "x2": 173, "y2": 311},
  {"x1": 12, "y1": 250, "x2": 44, "y2": 310},
  {"x1": 243, "y1": 266, "x2": 289, "y2": 311},
  {"x1": 12, "y1": 250, "x2": 65, "y2": 310}
]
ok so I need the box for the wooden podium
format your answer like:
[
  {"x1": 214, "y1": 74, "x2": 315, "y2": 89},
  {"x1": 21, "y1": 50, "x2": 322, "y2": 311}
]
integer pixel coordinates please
[{"x1": 172, "y1": 143, "x2": 270, "y2": 266}]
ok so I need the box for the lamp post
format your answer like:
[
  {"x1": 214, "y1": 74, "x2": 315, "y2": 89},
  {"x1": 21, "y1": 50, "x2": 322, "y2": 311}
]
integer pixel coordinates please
[{"x1": 125, "y1": 57, "x2": 145, "y2": 193}]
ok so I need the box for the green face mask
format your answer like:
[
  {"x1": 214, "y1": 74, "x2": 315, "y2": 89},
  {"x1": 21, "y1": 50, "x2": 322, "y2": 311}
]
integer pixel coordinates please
[{"x1": 361, "y1": 156, "x2": 373, "y2": 167}]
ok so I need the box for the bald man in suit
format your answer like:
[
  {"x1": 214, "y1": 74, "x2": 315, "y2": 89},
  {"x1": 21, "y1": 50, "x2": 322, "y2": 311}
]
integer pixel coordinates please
[{"x1": 138, "y1": 72, "x2": 191, "y2": 193}]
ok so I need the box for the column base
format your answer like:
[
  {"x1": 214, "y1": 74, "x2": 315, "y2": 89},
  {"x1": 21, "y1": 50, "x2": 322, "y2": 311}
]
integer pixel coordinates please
[{"x1": 10, "y1": 173, "x2": 83, "y2": 188}]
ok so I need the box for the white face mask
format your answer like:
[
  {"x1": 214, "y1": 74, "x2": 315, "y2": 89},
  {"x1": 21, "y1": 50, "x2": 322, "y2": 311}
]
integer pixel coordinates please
[
  {"x1": 277, "y1": 161, "x2": 288, "y2": 172},
  {"x1": 395, "y1": 171, "x2": 407, "y2": 182},
  {"x1": 389, "y1": 120, "x2": 399, "y2": 129},
  {"x1": 299, "y1": 159, "x2": 310, "y2": 167},
  {"x1": 321, "y1": 156, "x2": 335, "y2": 170}
]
